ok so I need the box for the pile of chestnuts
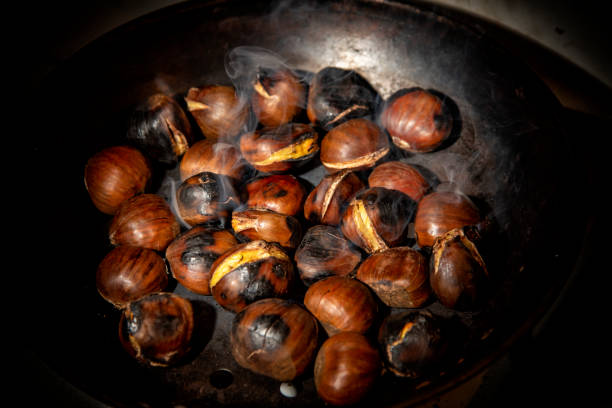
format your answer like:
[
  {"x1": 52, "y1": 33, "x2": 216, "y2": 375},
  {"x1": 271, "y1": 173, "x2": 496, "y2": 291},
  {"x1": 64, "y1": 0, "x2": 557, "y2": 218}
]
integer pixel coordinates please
[{"x1": 84, "y1": 55, "x2": 495, "y2": 406}]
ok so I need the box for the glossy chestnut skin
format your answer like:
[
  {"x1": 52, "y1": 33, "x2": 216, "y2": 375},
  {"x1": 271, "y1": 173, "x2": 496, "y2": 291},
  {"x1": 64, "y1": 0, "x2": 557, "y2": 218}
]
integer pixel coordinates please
[
  {"x1": 209, "y1": 240, "x2": 296, "y2": 313},
  {"x1": 314, "y1": 332, "x2": 381, "y2": 406},
  {"x1": 239, "y1": 122, "x2": 319, "y2": 173},
  {"x1": 109, "y1": 193, "x2": 180, "y2": 251},
  {"x1": 165, "y1": 225, "x2": 238, "y2": 295},
  {"x1": 119, "y1": 292, "x2": 194, "y2": 367},
  {"x1": 380, "y1": 88, "x2": 453, "y2": 153},
  {"x1": 185, "y1": 85, "x2": 249, "y2": 142},
  {"x1": 230, "y1": 298, "x2": 319, "y2": 381},
  {"x1": 304, "y1": 276, "x2": 378, "y2": 336},
  {"x1": 179, "y1": 139, "x2": 251, "y2": 182},
  {"x1": 341, "y1": 187, "x2": 416, "y2": 254},
  {"x1": 295, "y1": 225, "x2": 362, "y2": 286},
  {"x1": 96, "y1": 245, "x2": 168, "y2": 309},
  {"x1": 231, "y1": 209, "x2": 302, "y2": 249},
  {"x1": 244, "y1": 174, "x2": 307, "y2": 216},
  {"x1": 414, "y1": 191, "x2": 481, "y2": 247},
  {"x1": 320, "y1": 118, "x2": 389, "y2": 173},
  {"x1": 84, "y1": 145, "x2": 151, "y2": 215},
  {"x1": 368, "y1": 161, "x2": 431, "y2": 202},
  {"x1": 307, "y1": 67, "x2": 380, "y2": 130},
  {"x1": 356, "y1": 246, "x2": 430, "y2": 308},
  {"x1": 126, "y1": 93, "x2": 194, "y2": 164},
  {"x1": 252, "y1": 67, "x2": 306, "y2": 127},
  {"x1": 303, "y1": 169, "x2": 364, "y2": 226}
]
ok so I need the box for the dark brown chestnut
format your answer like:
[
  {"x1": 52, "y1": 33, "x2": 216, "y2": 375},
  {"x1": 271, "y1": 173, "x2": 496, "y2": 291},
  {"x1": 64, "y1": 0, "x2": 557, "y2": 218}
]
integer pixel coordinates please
[
  {"x1": 230, "y1": 298, "x2": 319, "y2": 381},
  {"x1": 179, "y1": 139, "x2": 251, "y2": 182},
  {"x1": 356, "y1": 247, "x2": 430, "y2": 308},
  {"x1": 119, "y1": 292, "x2": 194, "y2": 367},
  {"x1": 295, "y1": 225, "x2": 362, "y2": 286},
  {"x1": 251, "y1": 67, "x2": 306, "y2": 127},
  {"x1": 96, "y1": 245, "x2": 168, "y2": 309},
  {"x1": 126, "y1": 93, "x2": 194, "y2": 164},
  {"x1": 320, "y1": 118, "x2": 389, "y2": 173},
  {"x1": 368, "y1": 161, "x2": 431, "y2": 202},
  {"x1": 244, "y1": 174, "x2": 307, "y2": 216},
  {"x1": 231, "y1": 209, "x2": 302, "y2": 249},
  {"x1": 165, "y1": 225, "x2": 238, "y2": 295},
  {"x1": 303, "y1": 276, "x2": 378, "y2": 336},
  {"x1": 380, "y1": 88, "x2": 453, "y2": 153},
  {"x1": 209, "y1": 240, "x2": 295, "y2": 313},
  {"x1": 303, "y1": 169, "x2": 364, "y2": 226},
  {"x1": 84, "y1": 145, "x2": 151, "y2": 215},
  {"x1": 109, "y1": 193, "x2": 180, "y2": 251},
  {"x1": 340, "y1": 187, "x2": 416, "y2": 254},
  {"x1": 239, "y1": 122, "x2": 319, "y2": 173},
  {"x1": 314, "y1": 332, "x2": 381, "y2": 406},
  {"x1": 414, "y1": 191, "x2": 481, "y2": 247}
]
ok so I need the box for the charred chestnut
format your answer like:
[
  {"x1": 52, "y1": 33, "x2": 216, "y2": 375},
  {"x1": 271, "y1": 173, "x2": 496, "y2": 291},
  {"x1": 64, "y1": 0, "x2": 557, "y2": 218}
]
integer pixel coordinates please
[
  {"x1": 380, "y1": 88, "x2": 453, "y2": 153},
  {"x1": 320, "y1": 118, "x2": 389, "y2": 173},
  {"x1": 209, "y1": 240, "x2": 295, "y2": 313},
  {"x1": 356, "y1": 247, "x2": 430, "y2": 308},
  {"x1": 244, "y1": 174, "x2": 307, "y2": 216},
  {"x1": 84, "y1": 145, "x2": 151, "y2": 215},
  {"x1": 109, "y1": 193, "x2": 180, "y2": 251},
  {"x1": 179, "y1": 139, "x2": 251, "y2": 182},
  {"x1": 295, "y1": 225, "x2": 362, "y2": 286},
  {"x1": 314, "y1": 332, "x2": 380, "y2": 406},
  {"x1": 231, "y1": 209, "x2": 302, "y2": 249},
  {"x1": 165, "y1": 225, "x2": 238, "y2": 295},
  {"x1": 303, "y1": 276, "x2": 378, "y2": 336},
  {"x1": 368, "y1": 161, "x2": 431, "y2": 202},
  {"x1": 252, "y1": 67, "x2": 306, "y2": 127},
  {"x1": 230, "y1": 298, "x2": 319, "y2": 381}
]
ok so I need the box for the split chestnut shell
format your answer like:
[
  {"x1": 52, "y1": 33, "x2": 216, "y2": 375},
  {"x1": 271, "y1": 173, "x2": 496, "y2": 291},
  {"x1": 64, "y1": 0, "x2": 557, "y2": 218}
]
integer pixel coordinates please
[
  {"x1": 231, "y1": 209, "x2": 302, "y2": 249},
  {"x1": 251, "y1": 67, "x2": 306, "y2": 127},
  {"x1": 179, "y1": 139, "x2": 250, "y2": 182}
]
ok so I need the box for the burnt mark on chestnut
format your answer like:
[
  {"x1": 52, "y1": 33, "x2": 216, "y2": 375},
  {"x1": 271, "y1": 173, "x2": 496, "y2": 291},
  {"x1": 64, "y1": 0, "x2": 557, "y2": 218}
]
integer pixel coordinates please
[{"x1": 248, "y1": 313, "x2": 290, "y2": 351}]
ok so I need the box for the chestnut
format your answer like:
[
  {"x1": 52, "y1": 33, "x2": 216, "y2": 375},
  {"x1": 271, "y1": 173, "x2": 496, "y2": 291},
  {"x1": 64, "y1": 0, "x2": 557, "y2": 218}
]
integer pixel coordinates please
[
  {"x1": 244, "y1": 174, "x2": 307, "y2": 216},
  {"x1": 251, "y1": 67, "x2": 306, "y2": 127},
  {"x1": 119, "y1": 292, "x2": 194, "y2": 367},
  {"x1": 303, "y1": 276, "x2": 377, "y2": 336},
  {"x1": 209, "y1": 240, "x2": 295, "y2": 313},
  {"x1": 295, "y1": 225, "x2": 362, "y2": 286},
  {"x1": 165, "y1": 225, "x2": 238, "y2": 295},
  {"x1": 230, "y1": 298, "x2": 319, "y2": 381},
  {"x1": 179, "y1": 139, "x2": 251, "y2": 182},
  {"x1": 126, "y1": 93, "x2": 194, "y2": 164},
  {"x1": 303, "y1": 169, "x2": 364, "y2": 225},
  {"x1": 356, "y1": 246, "x2": 430, "y2": 308},
  {"x1": 341, "y1": 187, "x2": 416, "y2": 254},
  {"x1": 84, "y1": 145, "x2": 151, "y2": 215},
  {"x1": 96, "y1": 245, "x2": 168, "y2": 308},
  {"x1": 185, "y1": 85, "x2": 249, "y2": 142},
  {"x1": 368, "y1": 161, "x2": 431, "y2": 202},
  {"x1": 380, "y1": 88, "x2": 453, "y2": 153},
  {"x1": 307, "y1": 66, "x2": 380, "y2": 130},
  {"x1": 239, "y1": 122, "x2": 319, "y2": 173},
  {"x1": 314, "y1": 332, "x2": 380, "y2": 406},
  {"x1": 414, "y1": 191, "x2": 481, "y2": 247},
  {"x1": 319, "y1": 118, "x2": 389, "y2": 173},
  {"x1": 231, "y1": 209, "x2": 302, "y2": 249},
  {"x1": 109, "y1": 193, "x2": 180, "y2": 251}
]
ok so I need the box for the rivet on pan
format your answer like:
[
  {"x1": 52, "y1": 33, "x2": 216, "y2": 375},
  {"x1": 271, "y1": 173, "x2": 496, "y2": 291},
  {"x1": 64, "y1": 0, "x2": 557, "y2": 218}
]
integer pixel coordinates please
[
  {"x1": 280, "y1": 382, "x2": 298, "y2": 398},
  {"x1": 210, "y1": 368, "x2": 234, "y2": 389}
]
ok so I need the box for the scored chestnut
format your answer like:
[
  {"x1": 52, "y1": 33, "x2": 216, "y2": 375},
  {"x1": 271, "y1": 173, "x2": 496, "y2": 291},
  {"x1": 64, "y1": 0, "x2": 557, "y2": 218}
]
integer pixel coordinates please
[
  {"x1": 231, "y1": 209, "x2": 302, "y2": 249},
  {"x1": 368, "y1": 161, "x2": 431, "y2": 202},
  {"x1": 244, "y1": 174, "x2": 307, "y2": 216},
  {"x1": 251, "y1": 67, "x2": 306, "y2": 127},
  {"x1": 179, "y1": 139, "x2": 251, "y2": 182}
]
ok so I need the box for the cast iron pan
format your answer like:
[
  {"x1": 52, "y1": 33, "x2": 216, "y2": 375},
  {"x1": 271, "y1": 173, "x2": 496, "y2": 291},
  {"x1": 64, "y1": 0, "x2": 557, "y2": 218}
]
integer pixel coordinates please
[{"x1": 25, "y1": 0, "x2": 588, "y2": 407}]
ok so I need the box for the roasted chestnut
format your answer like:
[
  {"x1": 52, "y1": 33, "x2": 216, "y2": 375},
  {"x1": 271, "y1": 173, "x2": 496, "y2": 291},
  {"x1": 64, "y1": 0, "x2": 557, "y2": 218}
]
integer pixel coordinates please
[
  {"x1": 307, "y1": 66, "x2": 380, "y2": 130},
  {"x1": 126, "y1": 93, "x2": 194, "y2": 164},
  {"x1": 109, "y1": 193, "x2": 180, "y2": 251},
  {"x1": 303, "y1": 169, "x2": 364, "y2": 225},
  {"x1": 380, "y1": 88, "x2": 453, "y2": 153},
  {"x1": 239, "y1": 122, "x2": 319, "y2": 173},
  {"x1": 251, "y1": 67, "x2": 306, "y2": 127},
  {"x1": 356, "y1": 247, "x2": 430, "y2": 308},
  {"x1": 244, "y1": 174, "x2": 307, "y2": 216},
  {"x1": 231, "y1": 209, "x2": 302, "y2": 249},
  {"x1": 209, "y1": 240, "x2": 295, "y2": 313},
  {"x1": 414, "y1": 191, "x2": 481, "y2": 247},
  {"x1": 314, "y1": 332, "x2": 380, "y2": 406},
  {"x1": 165, "y1": 225, "x2": 238, "y2": 295},
  {"x1": 368, "y1": 161, "x2": 431, "y2": 202},
  {"x1": 179, "y1": 139, "x2": 251, "y2": 182},
  {"x1": 185, "y1": 85, "x2": 250, "y2": 142},
  {"x1": 96, "y1": 245, "x2": 168, "y2": 308},
  {"x1": 295, "y1": 225, "x2": 362, "y2": 286},
  {"x1": 303, "y1": 276, "x2": 378, "y2": 336},
  {"x1": 430, "y1": 226, "x2": 489, "y2": 310},
  {"x1": 319, "y1": 118, "x2": 389, "y2": 173},
  {"x1": 119, "y1": 292, "x2": 194, "y2": 367},
  {"x1": 84, "y1": 145, "x2": 151, "y2": 215},
  {"x1": 341, "y1": 187, "x2": 416, "y2": 254},
  {"x1": 175, "y1": 172, "x2": 242, "y2": 227},
  {"x1": 230, "y1": 298, "x2": 319, "y2": 381}
]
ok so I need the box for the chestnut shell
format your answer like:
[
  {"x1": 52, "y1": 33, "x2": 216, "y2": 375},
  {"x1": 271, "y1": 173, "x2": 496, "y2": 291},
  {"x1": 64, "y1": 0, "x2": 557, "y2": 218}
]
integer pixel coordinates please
[
  {"x1": 252, "y1": 67, "x2": 306, "y2": 127},
  {"x1": 368, "y1": 161, "x2": 431, "y2": 202},
  {"x1": 244, "y1": 174, "x2": 307, "y2": 216},
  {"x1": 231, "y1": 209, "x2": 303, "y2": 249},
  {"x1": 179, "y1": 139, "x2": 251, "y2": 182}
]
